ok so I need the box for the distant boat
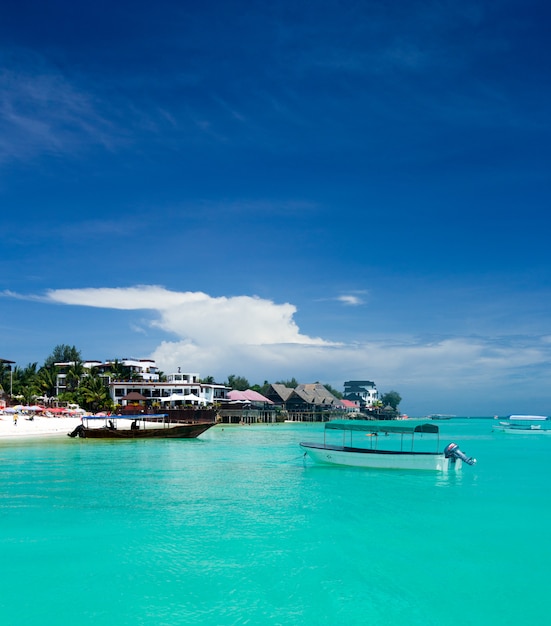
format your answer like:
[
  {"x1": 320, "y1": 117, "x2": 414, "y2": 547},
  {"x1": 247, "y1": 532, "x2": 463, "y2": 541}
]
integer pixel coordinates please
[
  {"x1": 508, "y1": 414, "x2": 548, "y2": 421},
  {"x1": 427, "y1": 414, "x2": 454, "y2": 420},
  {"x1": 493, "y1": 420, "x2": 551, "y2": 435},
  {"x1": 68, "y1": 414, "x2": 216, "y2": 439},
  {"x1": 299, "y1": 420, "x2": 476, "y2": 471}
]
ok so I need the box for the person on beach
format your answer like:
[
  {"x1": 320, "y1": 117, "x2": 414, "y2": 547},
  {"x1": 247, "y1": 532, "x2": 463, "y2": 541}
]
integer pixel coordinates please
[{"x1": 13, "y1": 413, "x2": 18, "y2": 426}]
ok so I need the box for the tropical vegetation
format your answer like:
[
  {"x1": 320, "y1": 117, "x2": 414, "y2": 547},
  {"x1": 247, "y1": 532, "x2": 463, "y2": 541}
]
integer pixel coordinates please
[
  {"x1": 1, "y1": 345, "x2": 115, "y2": 412},
  {"x1": 2, "y1": 345, "x2": 400, "y2": 414}
]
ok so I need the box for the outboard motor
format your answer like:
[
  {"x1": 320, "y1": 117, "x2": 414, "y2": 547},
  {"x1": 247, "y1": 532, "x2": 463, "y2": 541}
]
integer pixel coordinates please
[
  {"x1": 67, "y1": 424, "x2": 85, "y2": 438},
  {"x1": 444, "y1": 442, "x2": 476, "y2": 466}
]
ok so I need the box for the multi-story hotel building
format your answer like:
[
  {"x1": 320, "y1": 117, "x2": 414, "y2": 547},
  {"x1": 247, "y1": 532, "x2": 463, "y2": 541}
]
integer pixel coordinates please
[
  {"x1": 343, "y1": 380, "x2": 379, "y2": 410},
  {"x1": 54, "y1": 359, "x2": 229, "y2": 407}
]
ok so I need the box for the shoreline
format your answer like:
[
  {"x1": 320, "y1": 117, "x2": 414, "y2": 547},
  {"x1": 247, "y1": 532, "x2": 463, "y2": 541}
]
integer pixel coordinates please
[{"x1": 0, "y1": 416, "x2": 82, "y2": 439}]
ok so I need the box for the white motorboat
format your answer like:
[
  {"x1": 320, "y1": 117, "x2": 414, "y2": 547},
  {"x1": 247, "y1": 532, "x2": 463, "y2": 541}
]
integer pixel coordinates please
[
  {"x1": 300, "y1": 420, "x2": 476, "y2": 471},
  {"x1": 509, "y1": 414, "x2": 548, "y2": 421},
  {"x1": 493, "y1": 420, "x2": 551, "y2": 435}
]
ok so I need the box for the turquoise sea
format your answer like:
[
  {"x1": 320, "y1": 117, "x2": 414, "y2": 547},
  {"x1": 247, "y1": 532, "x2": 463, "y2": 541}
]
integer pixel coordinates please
[{"x1": 1, "y1": 419, "x2": 550, "y2": 625}]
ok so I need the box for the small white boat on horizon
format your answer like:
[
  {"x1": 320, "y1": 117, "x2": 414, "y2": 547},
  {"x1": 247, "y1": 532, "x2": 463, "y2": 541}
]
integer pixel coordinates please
[
  {"x1": 493, "y1": 420, "x2": 551, "y2": 435},
  {"x1": 508, "y1": 414, "x2": 548, "y2": 421},
  {"x1": 300, "y1": 420, "x2": 476, "y2": 471}
]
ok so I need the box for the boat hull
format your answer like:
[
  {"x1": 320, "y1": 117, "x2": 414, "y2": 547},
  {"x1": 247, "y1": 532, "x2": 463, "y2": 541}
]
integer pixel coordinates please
[
  {"x1": 72, "y1": 422, "x2": 215, "y2": 439},
  {"x1": 493, "y1": 424, "x2": 551, "y2": 435},
  {"x1": 300, "y1": 442, "x2": 461, "y2": 471}
]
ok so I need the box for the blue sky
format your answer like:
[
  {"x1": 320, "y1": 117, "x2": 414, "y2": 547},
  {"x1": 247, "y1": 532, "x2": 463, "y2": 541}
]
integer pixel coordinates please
[{"x1": 1, "y1": 1, "x2": 550, "y2": 415}]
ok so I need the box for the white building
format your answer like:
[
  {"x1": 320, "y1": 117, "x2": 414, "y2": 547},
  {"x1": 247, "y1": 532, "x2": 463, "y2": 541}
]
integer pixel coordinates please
[
  {"x1": 54, "y1": 359, "x2": 229, "y2": 407},
  {"x1": 55, "y1": 358, "x2": 161, "y2": 395},
  {"x1": 343, "y1": 380, "x2": 379, "y2": 409},
  {"x1": 109, "y1": 370, "x2": 229, "y2": 408}
]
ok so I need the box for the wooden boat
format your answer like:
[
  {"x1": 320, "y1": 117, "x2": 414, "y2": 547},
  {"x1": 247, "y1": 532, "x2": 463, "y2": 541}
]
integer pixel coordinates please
[
  {"x1": 68, "y1": 414, "x2": 216, "y2": 439},
  {"x1": 300, "y1": 420, "x2": 476, "y2": 471}
]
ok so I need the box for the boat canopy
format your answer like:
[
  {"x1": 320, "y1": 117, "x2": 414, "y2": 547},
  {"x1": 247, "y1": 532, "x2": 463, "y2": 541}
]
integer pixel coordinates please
[
  {"x1": 84, "y1": 414, "x2": 168, "y2": 420},
  {"x1": 325, "y1": 420, "x2": 439, "y2": 434}
]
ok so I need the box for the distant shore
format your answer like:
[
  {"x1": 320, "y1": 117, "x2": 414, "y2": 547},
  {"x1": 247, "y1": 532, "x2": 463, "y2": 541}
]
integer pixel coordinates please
[{"x1": 0, "y1": 415, "x2": 82, "y2": 439}]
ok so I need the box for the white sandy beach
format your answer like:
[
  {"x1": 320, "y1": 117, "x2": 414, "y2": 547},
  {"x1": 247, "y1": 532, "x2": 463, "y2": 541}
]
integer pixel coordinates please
[{"x1": 0, "y1": 415, "x2": 83, "y2": 439}]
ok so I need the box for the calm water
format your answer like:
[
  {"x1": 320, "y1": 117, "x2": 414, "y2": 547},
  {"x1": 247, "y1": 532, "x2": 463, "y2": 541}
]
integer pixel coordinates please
[{"x1": 1, "y1": 419, "x2": 550, "y2": 625}]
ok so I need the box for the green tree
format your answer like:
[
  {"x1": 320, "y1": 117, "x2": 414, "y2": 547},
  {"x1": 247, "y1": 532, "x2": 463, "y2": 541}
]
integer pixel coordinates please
[
  {"x1": 380, "y1": 390, "x2": 402, "y2": 410},
  {"x1": 36, "y1": 367, "x2": 58, "y2": 400},
  {"x1": 0, "y1": 362, "x2": 13, "y2": 397},
  {"x1": 104, "y1": 359, "x2": 131, "y2": 381},
  {"x1": 323, "y1": 383, "x2": 343, "y2": 399},
  {"x1": 65, "y1": 361, "x2": 85, "y2": 392},
  {"x1": 10, "y1": 363, "x2": 40, "y2": 403},
  {"x1": 225, "y1": 374, "x2": 250, "y2": 390},
  {"x1": 43, "y1": 344, "x2": 82, "y2": 369},
  {"x1": 275, "y1": 377, "x2": 299, "y2": 388},
  {"x1": 78, "y1": 374, "x2": 111, "y2": 412},
  {"x1": 250, "y1": 380, "x2": 271, "y2": 396}
]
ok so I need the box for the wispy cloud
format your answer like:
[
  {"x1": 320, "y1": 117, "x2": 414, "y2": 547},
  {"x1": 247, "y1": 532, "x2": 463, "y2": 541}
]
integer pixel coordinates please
[
  {"x1": 337, "y1": 294, "x2": 365, "y2": 306},
  {"x1": 0, "y1": 53, "x2": 118, "y2": 163},
  {"x1": 0, "y1": 289, "x2": 48, "y2": 303}
]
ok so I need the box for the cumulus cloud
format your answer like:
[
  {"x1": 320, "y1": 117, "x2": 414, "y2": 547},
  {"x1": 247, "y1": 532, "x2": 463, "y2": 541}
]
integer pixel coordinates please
[
  {"x1": 6, "y1": 285, "x2": 551, "y2": 414},
  {"x1": 150, "y1": 332, "x2": 551, "y2": 408},
  {"x1": 42, "y1": 286, "x2": 332, "y2": 347}
]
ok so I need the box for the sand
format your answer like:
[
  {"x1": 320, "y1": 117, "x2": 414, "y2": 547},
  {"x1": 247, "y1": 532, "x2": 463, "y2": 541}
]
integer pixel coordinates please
[{"x1": 0, "y1": 414, "x2": 83, "y2": 439}]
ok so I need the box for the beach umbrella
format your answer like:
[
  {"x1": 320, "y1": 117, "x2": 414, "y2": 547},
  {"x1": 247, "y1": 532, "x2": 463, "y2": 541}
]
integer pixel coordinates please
[
  {"x1": 167, "y1": 393, "x2": 208, "y2": 405},
  {"x1": 183, "y1": 393, "x2": 201, "y2": 402},
  {"x1": 161, "y1": 394, "x2": 187, "y2": 402}
]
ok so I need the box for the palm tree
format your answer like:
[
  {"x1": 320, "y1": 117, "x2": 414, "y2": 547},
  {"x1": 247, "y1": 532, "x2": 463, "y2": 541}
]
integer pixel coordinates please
[
  {"x1": 106, "y1": 359, "x2": 127, "y2": 382},
  {"x1": 79, "y1": 375, "x2": 111, "y2": 412},
  {"x1": 36, "y1": 367, "x2": 58, "y2": 401},
  {"x1": 0, "y1": 362, "x2": 12, "y2": 396},
  {"x1": 65, "y1": 361, "x2": 85, "y2": 392},
  {"x1": 11, "y1": 363, "x2": 39, "y2": 400}
]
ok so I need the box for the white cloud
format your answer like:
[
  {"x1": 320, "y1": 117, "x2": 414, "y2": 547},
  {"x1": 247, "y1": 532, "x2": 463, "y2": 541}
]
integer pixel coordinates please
[
  {"x1": 337, "y1": 294, "x2": 364, "y2": 306},
  {"x1": 43, "y1": 286, "x2": 332, "y2": 347},
  {"x1": 0, "y1": 54, "x2": 117, "y2": 164},
  {"x1": 6, "y1": 285, "x2": 551, "y2": 414},
  {"x1": 45, "y1": 286, "x2": 196, "y2": 310}
]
